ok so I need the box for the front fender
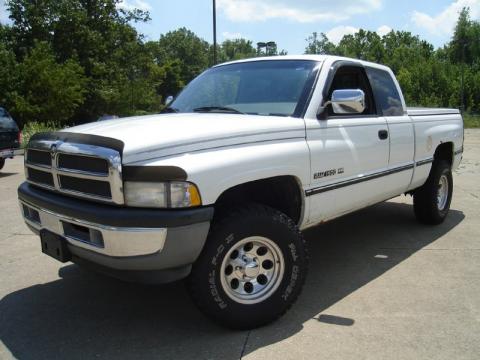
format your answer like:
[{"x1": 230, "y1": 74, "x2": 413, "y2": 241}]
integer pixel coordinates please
[{"x1": 130, "y1": 139, "x2": 311, "y2": 205}]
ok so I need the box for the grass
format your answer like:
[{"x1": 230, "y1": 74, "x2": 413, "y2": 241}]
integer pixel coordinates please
[
  {"x1": 464, "y1": 114, "x2": 480, "y2": 128},
  {"x1": 21, "y1": 121, "x2": 60, "y2": 148}
]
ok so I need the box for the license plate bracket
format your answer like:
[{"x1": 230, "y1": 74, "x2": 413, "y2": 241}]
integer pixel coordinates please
[{"x1": 40, "y1": 229, "x2": 72, "y2": 263}]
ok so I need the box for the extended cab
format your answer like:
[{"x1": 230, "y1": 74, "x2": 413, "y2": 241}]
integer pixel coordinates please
[{"x1": 18, "y1": 56, "x2": 464, "y2": 329}]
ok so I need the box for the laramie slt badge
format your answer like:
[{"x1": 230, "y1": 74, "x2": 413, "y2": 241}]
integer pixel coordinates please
[{"x1": 314, "y1": 167, "x2": 344, "y2": 179}]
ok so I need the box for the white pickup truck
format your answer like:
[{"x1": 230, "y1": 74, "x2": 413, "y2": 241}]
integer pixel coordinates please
[{"x1": 18, "y1": 55, "x2": 464, "y2": 329}]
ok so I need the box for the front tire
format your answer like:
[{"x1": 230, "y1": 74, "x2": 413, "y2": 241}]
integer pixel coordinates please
[
  {"x1": 413, "y1": 160, "x2": 453, "y2": 224},
  {"x1": 187, "y1": 204, "x2": 308, "y2": 329}
]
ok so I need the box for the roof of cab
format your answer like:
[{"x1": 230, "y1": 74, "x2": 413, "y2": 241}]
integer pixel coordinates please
[{"x1": 214, "y1": 54, "x2": 392, "y2": 72}]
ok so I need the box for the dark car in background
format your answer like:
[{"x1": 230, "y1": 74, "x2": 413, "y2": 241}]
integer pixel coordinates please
[{"x1": 0, "y1": 107, "x2": 21, "y2": 171}]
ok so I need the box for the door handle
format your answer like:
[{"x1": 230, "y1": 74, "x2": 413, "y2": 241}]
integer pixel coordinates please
[{"x1": 378, "y1": 130, "x2": 389, "y2": 140}]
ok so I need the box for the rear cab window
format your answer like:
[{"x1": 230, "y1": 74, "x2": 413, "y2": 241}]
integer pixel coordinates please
[
  {"x1": 0, "y1": 108, "x2": 19, "y2": 131},
  {"x1": 366, "y1": 68, "x2": 404, "y2": 116}
]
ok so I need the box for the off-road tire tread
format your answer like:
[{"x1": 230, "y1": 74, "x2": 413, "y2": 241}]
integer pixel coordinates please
[
  {"x1": 187, "y1": 203, "x2": 308, "y2": 329},
  {"x1": 413, "y1": 160, "x2": 452, "y2": 225}
]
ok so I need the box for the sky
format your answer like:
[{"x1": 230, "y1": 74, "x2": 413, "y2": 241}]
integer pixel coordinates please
[{"x1": 1, "y1": 0, "x2": 480, "y2": 53}]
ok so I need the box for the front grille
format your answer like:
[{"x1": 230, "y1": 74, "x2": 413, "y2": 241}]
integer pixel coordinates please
[
  {"x1": 27, "y1": 168, "x2": 55, "y2": 187},
  {"x1": 59, "y1": 175, "x2": 112, "y2": 198},
  {"x1": 25, "y1": 139, "x2": 123, "y2": 204},
  {"x1": 58, "y1": 153, "x2": 109, "y2": 174},
  {"x1": 27, "y1": 149, "x2": 51, "y2": 166}
]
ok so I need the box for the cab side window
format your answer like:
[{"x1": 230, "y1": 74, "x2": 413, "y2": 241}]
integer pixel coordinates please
[
  {"x1": 366, "y1": 67, "x2": 404, "y2": 116},
  {"x1": 327, "y1": 66, "x2": 376, "y2": 117}
]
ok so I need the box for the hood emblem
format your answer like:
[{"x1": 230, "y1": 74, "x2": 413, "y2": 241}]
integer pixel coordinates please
[{"x1": 50, "y1": 141, "x2": 61, "y2": 157}]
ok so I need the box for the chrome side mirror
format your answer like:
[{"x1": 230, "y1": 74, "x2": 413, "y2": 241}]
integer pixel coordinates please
[
  {"x1": 164, "y1": 95, "x2": 174, "y2": 106},
  {"x1": 329, "y1": 89, "x2": 365, "y2": 115}
]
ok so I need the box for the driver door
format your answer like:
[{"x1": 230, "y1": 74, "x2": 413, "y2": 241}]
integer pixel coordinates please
[{"x1": 305, "y1": 64, "x2": 390, "y2": 224}]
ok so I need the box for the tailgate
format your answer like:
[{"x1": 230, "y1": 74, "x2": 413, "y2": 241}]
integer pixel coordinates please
[{"x1": 0, "y1": 131, "x2": 19, "y2": 150}]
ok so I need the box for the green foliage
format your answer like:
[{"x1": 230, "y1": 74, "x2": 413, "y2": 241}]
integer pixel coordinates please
[
  {"x1": 154, "y1": 28, "x2": 210, "y2": 83},
  {"x1": 21, "y1": 120, "x2": 60, "y2": 148},
  {"x1": 449, "y1": 8, "x2": 480, "y2": 65},
  {"x1": 464, "y1": 114, "x2": 480, "y2": 128},
  {"x1": 12, "y1": 42, "x2": 86, "y2": 126},
  {"x1": 5, "y1": 0, "x2": 158, "y2": 122},
  {"x1": 304, "y1": 8, "x2": 480, "y2": 115},
  {"x1": 305, "y1": 32, "x2": 336, "y2": 55},
  {"x1": 154, "y1": 59, "x2": 185, "y2": 100},
  {"x1": 219, "y1": 39, "x2": 257, "y2": 61},
  {"x1": 1, "y1": 1, "x2": 479, "y2": 128},
  {"x1": 0, "y1": 41, "x2": 18, "y2": 116}
]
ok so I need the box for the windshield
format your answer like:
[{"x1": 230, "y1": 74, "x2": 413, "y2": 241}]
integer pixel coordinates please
[
  {"x1": 0, "y1": 108, "x2": 18, "y2": 131},
  {"x1": 170, "y1": 60, "x2": 319, "y2": 117}
]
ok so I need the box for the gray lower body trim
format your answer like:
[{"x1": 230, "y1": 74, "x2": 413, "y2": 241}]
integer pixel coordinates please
[
  {"x1": 69, "y1": 222, "x2": 210, "y2": 272},
  {"x1": 415, "y1": 157, "x2": 434, "y2": 167},
  {"x1": 72, "y1": 258, "x2": 192, "y2": 284},
  {"x1": 27, "y1": 221, "x2": 210, "y2": 271},
  {"x1": 305, "y1": 158, "x2": 437, "y2": 197},
  {"x1": 305, "y1": 163, "x2": 414, "y2": 197}
]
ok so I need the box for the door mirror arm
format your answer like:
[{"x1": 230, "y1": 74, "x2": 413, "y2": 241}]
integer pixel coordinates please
[{"x1": 316, "y1": 101, "x2": 331, "y2": 120}]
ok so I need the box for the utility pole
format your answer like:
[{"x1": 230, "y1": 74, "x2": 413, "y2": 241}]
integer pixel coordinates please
[{"x1": 213, "y1": 0, "x2": 217, "y2": 65}]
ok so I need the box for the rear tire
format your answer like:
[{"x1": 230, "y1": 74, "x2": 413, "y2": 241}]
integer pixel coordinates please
[
  {"x1": 187, "y1": 204, "x2": 308, "y2": 329},
  {"x1": 0, "y1": 158, "x2": 5, "y2": 171},
  {"x1": 413, "y1": 160, "x2": 453, "y2": 225}
]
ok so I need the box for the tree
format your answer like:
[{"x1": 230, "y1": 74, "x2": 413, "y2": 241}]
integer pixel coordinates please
[
  {"x1": 219, "y1": 39, "x2": 257, "y2": 61},
  {"x1": 6, "y1": 0, "x2": 153, "y2": 121},
  {"x1": 0, "y1": 41, "x2": 19, "y2": 119},
  {"x1": 156, "y1": 59, "x2": 185, "y2": 100},
  {"x1": 155, "y1": 28, "x2": 210, "y2": 83},
  {"x1": 305, "y1": 32, "x2": 336, "y2": 55},
  {"x1": 335, "y1": 30, "x2": 385, "y2": 63},
  {"x1": 449, "y1": 7, "x2": 480, "y2": 65},
  {"x1": 12, "y1": 42, "x2": 86, "y2": 125}
]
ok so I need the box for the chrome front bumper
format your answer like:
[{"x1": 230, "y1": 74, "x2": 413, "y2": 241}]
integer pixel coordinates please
[{"x1": 20, "y1": 200, "x2": 167, "y2": 257}]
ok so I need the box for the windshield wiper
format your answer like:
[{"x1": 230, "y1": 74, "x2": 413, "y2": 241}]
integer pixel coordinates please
[
  {"x1": 161, "y1": 106, "x2": 179, "y2": 113},
  {"x1": 193, "y1": 106, "x2": 244, "y2": 114}
]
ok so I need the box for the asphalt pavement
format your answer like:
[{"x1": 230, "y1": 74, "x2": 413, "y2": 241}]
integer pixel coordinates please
[{"x1": 0, "y1": 130, "x2": 479, "y2": 360}]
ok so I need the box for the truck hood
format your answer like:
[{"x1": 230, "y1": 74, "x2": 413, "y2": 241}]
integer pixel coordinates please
[{"x1": 65, "y1": 113, "x2": 306, "y2": 164}]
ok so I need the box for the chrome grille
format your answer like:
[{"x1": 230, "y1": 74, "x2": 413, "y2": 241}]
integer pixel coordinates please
[
  {"x1": 58, "y1": 153, "x2": 109, "y2": 174},
  {"x1": 25, "y1": 139, "x2": 124, "y2": 204},
  {"x1": 27, "y1": 167, "x2": 55, "y2": 187},
  {"x1": 27, "y1": 149, "x2": 51, "y2": 166}
]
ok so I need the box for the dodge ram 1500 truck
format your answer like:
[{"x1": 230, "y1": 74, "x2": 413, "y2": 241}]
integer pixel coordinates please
[{"x1": 18, "y1": 55, "x2": 464, "y2": 329}]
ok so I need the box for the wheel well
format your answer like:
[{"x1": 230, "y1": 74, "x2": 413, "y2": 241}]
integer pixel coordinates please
[
  {"x1": 434, "y1": 142, "x2": 454, "y2": 166},
  {"x1": 215, "y1": 176, "x2": 303, "y2": 224}
]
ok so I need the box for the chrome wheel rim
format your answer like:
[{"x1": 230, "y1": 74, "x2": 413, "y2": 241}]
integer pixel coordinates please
[
  {"x1": 220, "y1": 236, "x2": 284, "y2": 305},
  {"x1": 437, "y1": 174, "x2": 449, "y2": 210}
]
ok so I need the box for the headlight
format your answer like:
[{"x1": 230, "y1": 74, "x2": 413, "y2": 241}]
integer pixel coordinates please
[{"x1": 124, "y1": 181, "x2": 202, "y2": 208}]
